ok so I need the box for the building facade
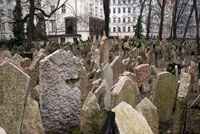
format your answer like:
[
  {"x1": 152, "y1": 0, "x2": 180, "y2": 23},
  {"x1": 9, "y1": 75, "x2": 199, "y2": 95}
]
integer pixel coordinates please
[
  {"x1": 45, "y1": 0, "x2": 105, "y2": 43},
  {"x1": 176, "y1": 0, "x2": 200, "y2": 39},
  {"x1": 0, "y1": 0, "x2": 15, "y2": 39}
]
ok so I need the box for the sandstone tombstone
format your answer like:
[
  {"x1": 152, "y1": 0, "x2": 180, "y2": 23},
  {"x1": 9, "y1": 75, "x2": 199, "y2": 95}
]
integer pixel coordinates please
[
  {"x1": 81, "y1": 92, "x2": 107, "y2": 134},
  {"x1": 111, "y1": 56, "x2": 125, "y2": 84},
  {"x1": 20, "y1": 58, "x2": 31, "y2": 68},
  {"x1": 0, "y1": 62, "x2": 30, "y2": 134},
  {"x1": 102, "y1": 63, "x2": 113, "y2": 88},
  {"x1": 136, "y1": 97, "x2": 159, "y2": 134},
  {"x1": 0, "y1": 127, "x2": 6, "y2": 134},
  {"x1": 111, "y1": 76, "x2": 139, "y2": 108},
  {"x1": 100, "y1": 33, "x2": 110, "y2": 64},
  {"x1": 153, "y1": 72, "x2": 177, "y2": 122},
  {"x1": 40, "y1": 49, "x2": 86, "y2": 132},
  {"x1": 173, "y1": 73, "x2": 191, "y2": 134},
  {"x1": 12, "y1": 53, "x2": 23, "y2": 66},
  {"x1": 112, "y1": 101, "x2": 153, "y2": 134},
  {"x1": 22, "y1": 97, "x2": 45, "y2": 134},
  {"x1": 135, "y1": 64, "x2": 150, "y2": 87}
]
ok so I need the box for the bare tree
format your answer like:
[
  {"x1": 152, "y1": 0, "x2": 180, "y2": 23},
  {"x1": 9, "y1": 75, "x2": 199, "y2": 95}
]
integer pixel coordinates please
[
  {"x1": 146, "y1": 0, "x2": 153, "y2": 39},
  {"x1": 193, "y1": 0, "x2": 200, "y2": 55},
  {"x1": 103, "y1": 0, "x2": 110, "y2": 37},
  {"x1": 25, "y1": 0, "x2": 68, "y2": 50},
  {"x1": 181, "y1": 3, "x2": 194, "y2": 45},
  {"x1": 157, "y1": 0, "x2": 166, "y2": 41}
]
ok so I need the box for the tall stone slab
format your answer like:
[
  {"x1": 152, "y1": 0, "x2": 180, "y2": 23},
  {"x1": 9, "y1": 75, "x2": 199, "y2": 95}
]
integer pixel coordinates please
[
  {"x1": 102, "y1": 63, "x2": 113, "y2": 88},
  {"x1": 136, "y1": 98, "x2": 159, "y2": 134},
  {"x1": 112, "y1": 102, "x2": 153, "y2": 134},
  {"x1": 0, "y1": 62, "x2": 30, "y2": 134},
  {"x1": 100, "y1": 34, "x2": 110, "y2": 64},
  {"x1": 111, "y1": 56, "x2": 125, "y2": 84},
  {"x1": 40, "y1": 49, "x2": 86, "y2": 132},
  {"x1": 111, "y1": 76, "x2": 139, "y2": 108},
  {"x1": 153, "y1": 72, "x2": 177, "y2": 122},
  {"x1": 135, "y1": 64, "x2": 150, "y2": 87},
  {"x1": 173, "y1": 73, "x2": 191, "y2": 134}
]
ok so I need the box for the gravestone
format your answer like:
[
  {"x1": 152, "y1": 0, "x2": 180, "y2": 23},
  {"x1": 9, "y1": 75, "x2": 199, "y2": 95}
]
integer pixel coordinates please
[
  {"x1": 135, "y1": 64, "x2": 150, "y2": 87},
  {"x1": 112, "y1": 102, "x2": 153, "y2": 134},
  {"x1": 0, "y1": 62, "x2": 30, "y2": 134},
  {"x1": 102, "y1": 63, "x2": 113, "y2": 88},
  {"x1": 40, "y1": 49, "x2": 86, "y2": 132},
  {"x1": 111, "y1": 76, "x2": 139, "y2": 108},
  {"x1": 173, "y1": 73, "x2": 191, "y2": 134},
  {"x1": 100, "y1": 33, "x2": 110, "y2": 64},
  {"x1": 110, "y1": 56, "x2": 125, "y2": 84},
  {"x1": 136, "y1": 98, "x2": 159, "y2": 134},
  {"x1": 153, "y1": 72, "x2": 177, "y2": 122}
]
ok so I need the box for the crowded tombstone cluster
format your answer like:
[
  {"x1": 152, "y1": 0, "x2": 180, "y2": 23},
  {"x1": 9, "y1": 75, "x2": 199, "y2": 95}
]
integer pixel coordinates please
[{"x1": 0, "y1": 34, "x2": 200, "y2": 134}]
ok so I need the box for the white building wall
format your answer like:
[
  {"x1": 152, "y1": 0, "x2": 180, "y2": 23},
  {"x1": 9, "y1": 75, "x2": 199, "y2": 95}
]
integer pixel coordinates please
[{"x1": 0, "y1": 0, "x2": 15, "y2": 39}]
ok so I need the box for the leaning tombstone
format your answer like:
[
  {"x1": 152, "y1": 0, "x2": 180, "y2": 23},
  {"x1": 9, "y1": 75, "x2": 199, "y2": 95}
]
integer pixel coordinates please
[{"x1": 0, "y1": 62, "x2": 30, "y2": 134}]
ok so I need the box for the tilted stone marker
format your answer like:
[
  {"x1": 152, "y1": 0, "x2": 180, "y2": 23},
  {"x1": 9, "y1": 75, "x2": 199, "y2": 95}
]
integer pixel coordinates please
[
  {"x1": 112, "y1": 101, "x2": 153, "y2": 134},
  {"x1": 40, "y1": 49, "x2": 86, "y2": 132},
  {"x1": 111, "y1": 76, "x2": 139, "y2": 108},
  {"x1": 135, "y1": 64, "x2": 150, "y2": 87},
  {"x1": 153, "y1": 72, "x2": 177, "y2": 122},
  {"x1": 136, "y1": 97, "x2": 159, "y2": 134},
  {"x1": 173, "y1": 73, "x2": 191, "y2": 134},
  {"x1": 0, "y1": 62, "x2": 30, "y2": 134}
]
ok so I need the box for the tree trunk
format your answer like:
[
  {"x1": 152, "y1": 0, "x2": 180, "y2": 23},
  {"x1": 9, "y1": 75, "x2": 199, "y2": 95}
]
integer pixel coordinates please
[
  {"x1": 26, "y1": 0, "x2": 35, "y2": 51},
  {"x1": 146, "y1": 0, "x2": 152, "y2": 39},
  {"x1": 181, "y1": 3, "x2": 194, "y2": 45},
  {"x1": 172, "y1": 0, "x2": 178, "y2": 40},
  {"x1": 103, "y1": 0, "x2": 110, "y2": 37},
  {"x1": 158, "y1": 0, "x2": 166, "y2": 41},
  {"x1": 194, "y1": 0, "x2": 200, "y2": 55}
]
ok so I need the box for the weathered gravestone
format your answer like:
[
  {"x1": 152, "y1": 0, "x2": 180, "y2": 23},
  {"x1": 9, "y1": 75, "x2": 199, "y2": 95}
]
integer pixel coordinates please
[
  {"x1": 102, "y1": 63, "x2": 113, "y2": 88},
  {"x1": 135, "y1": 64, "x2": 150, "y2": 87},
  {"x1": 112, "y1": 101, "x2": 153, "y2": 134},
  {"x1": 0, "y1": 62, "x2": 30, "y2": 134},
  {"x1": 173, "y1": 73, "x2": 191, "y2": 134},
  {"x1": 153, "y1": 72, "x2": 177, "y2": 122},
  {"x1": 111, "y1": 56, "x2": 125, "y2": 84},
  {"x1": 136, "y1": 97, "x2": 159, "y2": 134},
  {"x1": 0, "y1": 127, "x2": 6, "y2": 134},
  {"x1": 40, "y1": 49, "x2": 87, "y2": 132},
  {"x1": 100, "y1": 33, "x2": 110, "y2": 65},
  {"x1": 111, "y1": 76, "x2": 139, "y2": 108}
]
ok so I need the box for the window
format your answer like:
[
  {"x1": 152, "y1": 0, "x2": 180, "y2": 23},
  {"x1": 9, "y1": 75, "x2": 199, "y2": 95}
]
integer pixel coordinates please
[
  {"x1": 51, "y1": 5, "x2": 55, "y2": 12},
  {"x1": 118, "y1": 17, "x2": 121, "y2": 23},
  {"x1": 109, "y1": 18, "x2": 111, "y2": 23},
  {"x1": 118, "y1": 27, "x2": 121, "y2": 32},
  {"x1": 128, "y1": 27, "x2": 131, "y2": 32},
  {"x1": 123, "y1": 27, "x2": 126, "y2": 32},
  {"x1": 100, "y1": 8, "x2": 103, "y2": 17},
  {"x1": 95, "y1": 6, "x2": 98, "y2": 16},
  {"x1": 89, "y1": 4, "x2": 93, "y2": 15},
  {"x1": 133, "y1": 7, "x2": 136, "y2": 13},
  {"x1": 0, "y1": 0, "x2": 3, "y2": 4},
  {"x1": 8, "y1": 9, "x2": 12, "y2": 16},
  {"x1": 128, "y1": 0, "x2": 131, "y2": 3},
  {"x1": 118, "y1": 0, "x2": 120, "y2": 4},
  {"x1": 128, "y1": 17, "x2": 130, "y2": 22},
  {"x1": 0, "y1": 9, "x2": 4, "y2": 16},
  {"x1": 113, "y1": 0, "x2": 115, "y2": 4},
  {"x1": 1, "y1": 22, "x2": 5, "y2": 32},
  {"x1": 113, "y1": 27, "x2": 116, "y2": 32},
  {"x1": 118, "y1": 8, "x2": 121, "y2": 13},
  {"x1": 177, "y1": 27, "x2": 183, "y2": 35},
  {"x1": 113, "y1": 18, "x2": 116, "y2": 23},
  {"x1": 62, "y1": 5, "x2": 66, "y2": 13},
  {"x1": 123, "y1": 17, "x2": 126, "y2": 22},
  {"x1": 8, "y1": 22, "x2": 12, "y2": 31},
  {"x1": 60, "y1": 38, "x2": 65, "y2": 44},
  {"x1": 51, "y1": 20, "x2": 56, "y2": 32},
  {"x1": 113, "y1": 8, "x2": 116, "y2": 14},
  {"x1": 128, "y1": 7, "x2": 131, "y2": 13},
  {"x1": 122, "y1": 0, "x2": 125, "y2": 4},
  {"x1": 123, "y1": 7, "x2": 126, "y2": 13}
]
